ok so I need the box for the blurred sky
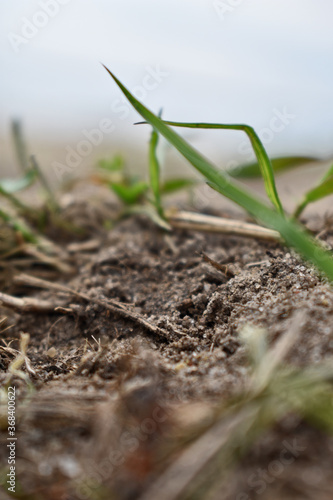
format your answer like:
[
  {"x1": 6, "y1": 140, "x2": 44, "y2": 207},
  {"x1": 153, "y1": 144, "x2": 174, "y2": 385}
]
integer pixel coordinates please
[{"x1": 1, "y1": 0, "x2": 333, "y2": 170}]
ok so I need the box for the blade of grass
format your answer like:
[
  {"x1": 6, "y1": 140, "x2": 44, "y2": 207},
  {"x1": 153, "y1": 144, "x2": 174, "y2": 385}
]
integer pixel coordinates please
[
  {"x1": 293, "y1": 162, "x2": 333, "y2": 218},
  {"x1": 11, "y1": 120, "x2": 29, "y2": 173},
  {"x1": 98, "y1": 154, "x2": 124, "y2": 172},
  {"x1": 103, "y1": 66, "x2": 333, "y2": 281},
  {"x1": 228, "y1": 156, "x2": 319, "y2": 179},
  {"x1": 139, "y1": 119, "x2": 284, "y2": 215},
  {"x1": 149, "y1": 115, "x2": 164, "y2": 217},
  {"x1": 110, "y1": 181, "x2": 148, "y2": 205},
  {"x1": 0, "y1": 171, "x2": 36, "y2": 213},
  {"x1": 0, "y1": 207, "x2": 38, "y2": 244},
  {"x1": 30, "y1": 155, "x2": 60, "y2": 212},
  {"x1": 161, "y1": 178, "x2": 197, "y2": 194},
  {"x1": 123, "y1": 205, "x2": 171, "y2": 231},
  {"x1": 0, "y1": 170, "x2": 36, "y2": 194}
]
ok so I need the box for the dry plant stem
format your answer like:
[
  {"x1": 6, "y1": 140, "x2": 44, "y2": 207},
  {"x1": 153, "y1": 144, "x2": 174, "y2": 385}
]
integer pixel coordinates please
[
  {"x1": 23, "y1": 244, "x2": 73, "y2": 274},
  {"x1": 12, "y1": 120, "x2": 29, "y2": 173},
  {"x1": 66, "y1": 239, "x2": 101, "y2": 253},
  {"x1": 252, "y1": 309, "x2": 306, "y2": 392},
  {"x1": 166, "y1": 210, "x2": 281, "y2": 242},
  {"x1": 139, "y1": 405, "x2": 258, "y2": 500},
  {"x1": 30, "y1": 155, "x2": 60, "y2": 212},
  {"x1": 11, "y1": 274, "x2": 183, "y2": 340},
  {"x1": 16, "y1": 392, "x2": 109, "y2": 430},
  {"x1": 0, "y1": 222, "x2": 72, "y2": 270},
  {"x1": 0, "y1": 291, "x2": 58, "y2": 313},
  {"x1": 140, "y1": 312, "x2": 307, "y2": 500}
]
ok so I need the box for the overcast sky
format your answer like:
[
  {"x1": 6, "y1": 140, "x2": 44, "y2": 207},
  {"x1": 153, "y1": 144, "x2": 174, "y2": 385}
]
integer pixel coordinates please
[{"x1": 1, "y1": 0, "x2": 333, "y2": 166}]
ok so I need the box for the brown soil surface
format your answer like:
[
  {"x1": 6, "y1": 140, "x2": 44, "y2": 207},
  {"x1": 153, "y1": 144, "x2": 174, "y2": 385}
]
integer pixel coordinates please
[{"x1": 1, "y1": 196, "x2": 333, "y2": 500}]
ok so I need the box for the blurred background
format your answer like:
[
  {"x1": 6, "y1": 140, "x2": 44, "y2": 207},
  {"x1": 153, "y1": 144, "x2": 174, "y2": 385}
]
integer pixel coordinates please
[{"x1": 1, "y1": 0, "x2": 333, "y2": 202}]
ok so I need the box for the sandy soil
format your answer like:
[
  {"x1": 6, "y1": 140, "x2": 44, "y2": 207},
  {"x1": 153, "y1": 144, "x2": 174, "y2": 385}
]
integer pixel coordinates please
[{"x1": 1, "y1": 188, "x2": 333, "y2": 499}]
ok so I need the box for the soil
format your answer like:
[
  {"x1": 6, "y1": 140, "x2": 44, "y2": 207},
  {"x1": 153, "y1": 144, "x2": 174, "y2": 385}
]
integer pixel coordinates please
[{"x1": 1, "y1": 193, "x2": 333, "y2": 500}]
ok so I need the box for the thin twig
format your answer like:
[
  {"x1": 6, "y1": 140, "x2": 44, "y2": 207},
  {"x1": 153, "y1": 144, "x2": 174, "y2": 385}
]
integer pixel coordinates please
[
  {"x1": 166, "y1": 210, "x2": 281, "y2": 242},
  {"x1": 201, "y1": 252, "x2": 235, "y2": 278},
  {"x1": 66, "y1": 239, "x2": 101, "y2": 253},
  {"x1": 0, "y1": 291, "x2": 60, "y2": 313},
  {"x1": 139, "y1": 405, "x2": 258, "y2": 500},
  {"x1": 11, "y1": 274, "x2": 184, "y2": 340},
  {"x1": 24, "y1": 244, "x2": 73, "y2": 274}
]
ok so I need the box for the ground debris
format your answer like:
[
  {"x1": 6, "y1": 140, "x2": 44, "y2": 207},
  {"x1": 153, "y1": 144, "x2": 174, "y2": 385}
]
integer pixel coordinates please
[{"x1": 1, "y1": 212, "x2": 333, "y2": 499}]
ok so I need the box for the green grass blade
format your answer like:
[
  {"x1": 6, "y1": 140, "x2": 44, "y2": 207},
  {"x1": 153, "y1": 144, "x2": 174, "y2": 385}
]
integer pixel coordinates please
[
  {"x1": 152, "y1": 120, "x2": 284, "y2": 215},
  {"x1": 30, "y1": 155, "x2": 60, "y2": 212},
  {"x1": 161, "y1": 178, "x2": 197, "y2": 194},
  {"x1": 110, "y1": 181, "x2": 148, "y2": 205},
  {"x1": 0, "y1": 170, "x2": 36, "y2": 194},
  {"x1": 11, "y1": 120, "x2": 29, "y2": 173},
  {"x1": 149, "y1": 123, "x2": 164, "y2": 217},
  {"x1": 103, "y1": 66, "x2": 273, "y2": 217},
  {"x1": 294, "y1": 163, "x2": 333, "y2": 218},
  {"x1": 0, "y1": 171, "x2": 37, "y2": 213},
  {"x1": 228, "y1": 156, "x2": 318, "y2": 179},
  {"x1": 207, "y1": 179, "x2": 333, "y2": 279},
  {"x1": 320, "y1": 162, "x2": 333, "y2": 183},
  {"x1": 98, "y1": 155, "x2": 124, "y2": 172},
  {"x1": 103, "y1": 66, "x2": 333, "y2": 281},
  {"x1": 0, "y1": 207, "x2": 37, "y2": 244}
]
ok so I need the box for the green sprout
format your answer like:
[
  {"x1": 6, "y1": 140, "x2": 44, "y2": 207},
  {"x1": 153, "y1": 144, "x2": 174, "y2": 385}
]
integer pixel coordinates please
[
  {"x1": 97, "y1": 137, "x2": 196, "y2": 228},
  {"x1": 293, "y1": 161, "x2": 333, "y2": 218},
  {"x1": 103, "y1": 66, "x2": 333, "y2": 282}
]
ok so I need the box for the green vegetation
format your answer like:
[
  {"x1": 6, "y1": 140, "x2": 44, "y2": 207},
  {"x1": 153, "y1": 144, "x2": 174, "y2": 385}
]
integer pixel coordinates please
[
  {"x1": 149, "y1": 116, "x2": 164, "y2": 218},
  {"x1": 1, "y1": 71, "x2": 333, "y2": 500},
  {"x1": 97, "y1": 136, "x2": 196, "y2": 229},
  {"x1": 97, "y1": 149, "x2": 196, "y2": 211},
  {"x1": 227, "y1": 155, "x2": 318, "y2": 178},
  {"x1": 0, "y1": 122, "x2": 74, "y2": 254},
  {"x1": 103, "y1": 65, "x2": 333, "y2": 282},
  {"x1": 98, "y1": 154, "x2": 149, "y2": 205},
  {"x1": 159, "y1": 321, "x2": 333, "y2": 499},
  {"x1": 228, "y1": 155, "x2": 333, "y2": 218},
  {"x1": 294, "y1": 161, "x2": 333, "y2": 217},
  {"x1": 0, "y1": 168, "x2": 39, "y2": 245}
]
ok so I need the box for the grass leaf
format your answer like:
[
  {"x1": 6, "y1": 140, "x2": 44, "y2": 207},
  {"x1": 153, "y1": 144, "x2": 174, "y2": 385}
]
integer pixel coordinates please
[
  {"x1": 228, "y1": 156, "x2": 318, "y2": 179},
  {"x1": 0, "y1": 208, "x2": 38, "y2": 244},
  {"x1": 149, "y1": 120, "x2": 164, "y2": 217},
  {"x1": 0, "y1": 170, "x2": 36, "y2": 194},
  {"x1": 110, "y1": 181, "x2": 148, "y2": 205},
  {"x1": 11, "y1": 120, "x2": 29, "y2": 173},
  {"x1": 98, "y1": 155, "x2": 124, "y2": 172},
  {"x1": 153, "y1": 120, "x2": 284, "y2": 215},
  {"x1": 103, "y1": 66, "x2": 333, "y2": 281},
  {"x1": 161, "y1": 178, "x2": 197, "y2": 194},
  {"x1": 294, "y1": 163, "x2": 333, "y2": 217}
]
